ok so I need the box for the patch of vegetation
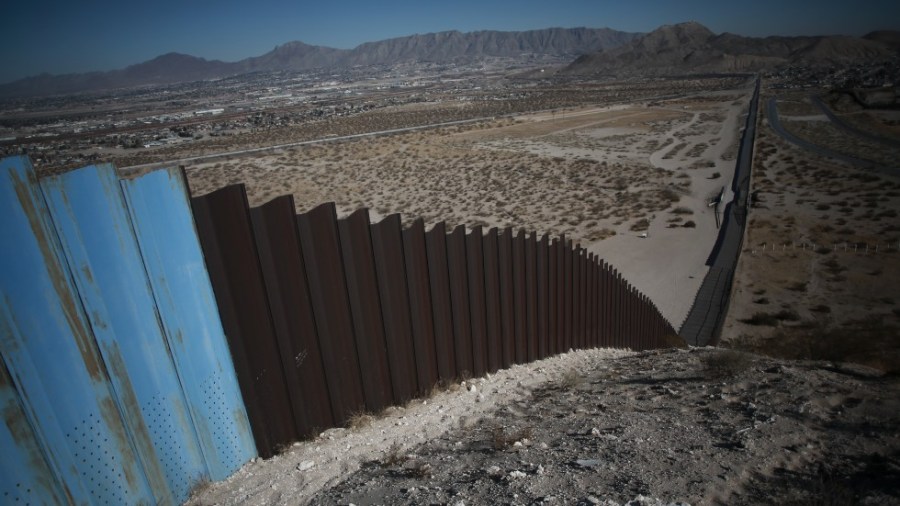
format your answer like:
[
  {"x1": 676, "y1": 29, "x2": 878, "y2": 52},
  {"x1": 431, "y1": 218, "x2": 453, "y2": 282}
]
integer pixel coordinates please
[{"x1": 701, "y1": 349, "x2": 753, "y2": 379}]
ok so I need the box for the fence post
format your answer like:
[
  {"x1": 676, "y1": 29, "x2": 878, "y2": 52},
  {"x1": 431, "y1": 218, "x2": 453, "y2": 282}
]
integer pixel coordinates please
[
  {"x1": 402, "y1": 219, "x2": 440, "y2": 393},
  {"x1": 425, "y1": 222, "x2": 456, "y2": 381},
  {"x1": 447, "y1": 225, "x2": 474, "y2": 377},
  {"x1": 337, "y1": 209, "x2": 395, "y2": 411},
  {"x1": 248, "y1": 195, "x2": 335, "y2": 439},
  {"x1": 482, "y1": 228, "x2": 503, "y2": 373},
  {"x1": 498, "y1": 228, "x2": 516, "y2": 367},
  {"x1": 295, "y1": 203, "x2": 367, "y2": 425},
  {"x1": 371, "y1": 214, "x2": 420, "y2": 403},
  {"x1": 465, "y1": 226, "x2": 489, "y2": 377}
]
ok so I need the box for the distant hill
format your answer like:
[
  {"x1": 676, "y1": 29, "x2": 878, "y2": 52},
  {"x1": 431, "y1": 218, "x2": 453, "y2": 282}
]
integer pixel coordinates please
[
  {"x1": 0, "y1": 27, "x2": 639, "y2": 98},
  {"x1": 564, "y1": 21, "x2": 900, "y2": 76}
]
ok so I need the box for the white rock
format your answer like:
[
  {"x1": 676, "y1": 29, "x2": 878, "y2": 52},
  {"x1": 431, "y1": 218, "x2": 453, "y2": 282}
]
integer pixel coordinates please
[
  {"x1": 509, "y1": 470, "x2": 527, "y2": 479},
  {"x1": 468, "y1": 384, "x2": 477, "y2": 393},
  {"x1": 536, "y1": 464, "x2": 545, "y2": 475},
  {"x1": 487, "y1": 465, "x2": 503, "y2": 476},
  {"x1": 297, "y1": 460, "x2": 315, "y2": 472}
]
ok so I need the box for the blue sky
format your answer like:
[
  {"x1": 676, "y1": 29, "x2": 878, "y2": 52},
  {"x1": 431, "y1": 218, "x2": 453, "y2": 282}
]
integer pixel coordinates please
[{"x1": 2, "y1": 0, "x2": 899, "y2": 84}]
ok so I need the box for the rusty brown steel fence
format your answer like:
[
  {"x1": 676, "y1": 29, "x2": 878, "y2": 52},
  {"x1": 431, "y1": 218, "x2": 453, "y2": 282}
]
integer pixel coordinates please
[{"x1": 190, "y1": 184, "x2": 676, "y2": 457}]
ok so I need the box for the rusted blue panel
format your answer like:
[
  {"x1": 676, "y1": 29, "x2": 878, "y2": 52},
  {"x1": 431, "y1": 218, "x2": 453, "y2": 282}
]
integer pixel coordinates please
[
  {"x1": 121, "y1": 168, "x2": 256, "y2": 480},
  {"x1": 1, "y1": 155, "x2": 155, "y2": 504},
  {"x1": 0, "y1": 359, "x2": 67, "y2": 505},
  {"x1": 41, "y1": 164, "x2": 207, "y2": 504}
]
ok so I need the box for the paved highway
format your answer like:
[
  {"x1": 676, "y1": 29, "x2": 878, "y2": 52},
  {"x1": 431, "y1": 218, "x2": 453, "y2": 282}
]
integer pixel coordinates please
[{"x1": 811, "y1": 95, "x2": 900, "y2": 150}]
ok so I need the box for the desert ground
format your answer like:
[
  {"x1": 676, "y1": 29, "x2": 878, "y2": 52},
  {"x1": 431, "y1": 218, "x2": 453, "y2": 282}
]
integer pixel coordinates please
[
  {"x1": 185, "y1": 87, "x2": 751, "y2": 327},
  {"x1": 188, "y1": 347, "x2": 900, "y2": 506},
  {"x1": 721, "y1": 88, "x2": 900, "y2": 373}
]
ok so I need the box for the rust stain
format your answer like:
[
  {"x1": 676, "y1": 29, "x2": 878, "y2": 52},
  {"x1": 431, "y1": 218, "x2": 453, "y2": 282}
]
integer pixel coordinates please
[
  {"x1": 103, "y1": 342, "x2": 171, "y2": 502},
  {"x1": 1, "y1": 387, "x2": 68, "y2": 504},
  {"x1": 10, "y1": 170, "x2": 104, "y2": 382},
  {"x1": 80, "y1": 264, "x2": 94, "y2": 285},
  {"x1": 98, "y1": 397, "x2": 142, "y2": 491}
]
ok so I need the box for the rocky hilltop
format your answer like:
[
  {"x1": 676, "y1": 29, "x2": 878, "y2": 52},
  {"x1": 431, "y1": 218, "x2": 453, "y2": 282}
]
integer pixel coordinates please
[{"x1": 564, "y1": 21, "x2": 900, "y2": 76}]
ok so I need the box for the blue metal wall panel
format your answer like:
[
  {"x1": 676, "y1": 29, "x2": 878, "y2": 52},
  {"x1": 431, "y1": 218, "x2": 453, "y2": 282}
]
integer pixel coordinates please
[
  {"x1": 41, "y1": 164, "x2": 208, "y2": 505},
  {"x1": 0, "y1": 155, "x2": 155, "y2": 505},
  {"x1": 0, "y1": 358, "x2": 68, "y2": 505},
  {"x1": 120, "y1": 167, "x2": 255, "y2": 480}
]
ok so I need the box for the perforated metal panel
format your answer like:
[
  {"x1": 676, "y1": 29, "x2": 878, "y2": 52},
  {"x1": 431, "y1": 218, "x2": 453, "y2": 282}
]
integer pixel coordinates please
[
  {"x1": 121, "y1": 168, "x2": 256, "y2": 479},
  {"x1": 0, "y1": 361, "x2": 67, "y2": 506},
  {"x1": 41, "y1": 164, "x2": 208, "y2": 504},
  {"x1": 66, "y1": 411, "x2": 131, "y2": 504},
  {"x1": 0, "y1": 155, "x2": 155, "y2": 505}
]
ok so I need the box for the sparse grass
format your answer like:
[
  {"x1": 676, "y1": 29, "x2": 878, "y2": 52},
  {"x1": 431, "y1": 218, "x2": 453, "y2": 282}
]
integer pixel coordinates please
[
  {"x1": 740, "y1": 309, "x2": 800, "y2": 326},
  {"x1": 559, "y1": 369, "x2": 584, "y2": 389},
  {"x1": 381, "y1": 442, "x2": 407, "y2": 467},
  {"x1": 347, "y1": 410, "x2": 375, "y2": 430}
]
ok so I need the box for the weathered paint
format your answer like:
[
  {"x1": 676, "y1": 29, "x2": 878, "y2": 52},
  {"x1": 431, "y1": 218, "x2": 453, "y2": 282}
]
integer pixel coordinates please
[
  {"x1": 122, "y1": 167, "x2": 255, "y2": 479},
  {"x1": 1, "y1": 155, "x2": 155, "y2": 504},
  {"x1": 41, "y1": 163, "x2": 209, "y2": 504},
  {"x1": 0, "y1": 361, "x2": 68, "y2": 505}
]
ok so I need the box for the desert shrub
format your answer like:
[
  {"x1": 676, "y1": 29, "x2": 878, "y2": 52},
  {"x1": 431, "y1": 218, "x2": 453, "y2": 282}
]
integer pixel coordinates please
[
  {"x1": 630, "y1": 219, "x2": 650, "y2": 232},
  {"x1": 672, "y1": 206, "x2": 694, "y2": 215},
  {"x1": 701, "y1": 349, "x2": 753, "y2": 378},
  {"x1": 682, "y1": 220, "x2": 696, "y2": 228}
]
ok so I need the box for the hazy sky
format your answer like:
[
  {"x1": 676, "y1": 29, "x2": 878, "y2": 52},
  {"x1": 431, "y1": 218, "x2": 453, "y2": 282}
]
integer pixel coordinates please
[{"x1": 3, "y1": 0, "x2": 899, "y2": 84}]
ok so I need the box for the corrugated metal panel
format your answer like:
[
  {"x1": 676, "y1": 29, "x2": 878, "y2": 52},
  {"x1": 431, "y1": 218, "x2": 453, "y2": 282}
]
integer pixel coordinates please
[
  {"x1": 249, "y1": 196, "x2": 334, "y2": 438},
  {"x1": 295, "y1": 203, "x2": 366, "y2": 424},
  {"x1": 498, "y1": 228, "x2": 515, "y2": 368},
  {"x1": 536, "y1": 235, "x2": 550, "y2": 359},
  {"x1": 401, "y1": 219, "x2": 439, "y2": 393},
  {"x1": 424, "y1": 223, "x2": 456, "y2": 381},
  {"x1": 41, "y1": 164, "x2": 208, "y2": 504},
  {"x1": 191, "y1": 184, "x2": 297, "y2": 457},
  {"x1": 525, "y1": 233, "x2": 538, "y2": 361},
  {"x1": 0, "y1": 357, "x2": 67, "y2": 504},
  {"x1": 371, "y1": 214, "x2": 419, "y2": 402},
  {"x1": 465, "y1": 226, "x2": 488, "y2": 378},
  {"x1": 1, "y1": 155, "x2": 154, "y2": 504},
  {"x1": 337, "y1": 209, "x2": 394, "y2": 411},
  {"x1": 512, "y1": 230, "x2": 526, "y2": 364},
  {"x1": 122, "y1": 167, "x2": 255, "y2": 480},
  {"x1": 446, "y1": 225, "x2": 473, "y2": 377},
  {"x1": 482, "y1": 228, "x2": 503, "y2": 373}
]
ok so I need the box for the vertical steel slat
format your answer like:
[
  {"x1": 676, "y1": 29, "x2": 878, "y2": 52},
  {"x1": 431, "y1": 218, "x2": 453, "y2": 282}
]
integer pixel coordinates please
[
  {"x1": 579, "y1": 249, "x2": 588, "y2": 350},
  {"x1": 337, "y1": 209, "x2": 394, "y2": 411},
  {"x1": 524, "y1": 233, "x2": 538, "y2": 361},
  {"x1": 601, "y1": 261, "x2": 611, "y2": 347},
  {"x1": 564, "y1": 239, "x2": 573, "y2": 351},
  {"x1": 249, "y1": 196, "x2": 335, "y2": 438},
  {"x1": 191, "y1": 184, "x2": 298, "y2": 457},
  {"x1": 482, "y1": 228, "x2": 503, "y2": 373},
  {"x1": 555, "y1": 237, "x2": 566, "y2": 353},
  {"x1": 402, "y1": 219, "x2": 439, "y2": 394},
  {"x1": 42, "y1": 164, "x2": 207, "y2": 504},
  {"x1": 573, "y1": 246, "x2": 582, "y2": 349},
  {"x1": 586, "y1": 253, "x2": 595, "y2": 348},
  {"x1": 548, "y1": 238, "x2": 558, "y2": 356},
  {"x1": 296, "y1": 203, "x2": 367, "y2": 425},
  {"x1": 511, "y1": 230, "x2": 527, "y2": 364},
  {"x1": 446, "y1": 225, "x2": 473, "y2": 377},
  {"x1": 1, "y1": 155, "x2": 154, "y2": 504},
  {"x1": 371, "y1": 214, "x2": 419, "y2": 403},
  {"x1": 537, "y1": 235, "x2": 550, "y2": 359},
  {"x1": 425, "y1": 223, "x2": 456, "y2": 381},
  {"x1": 123, "y1": 167, "x2": 255, "y2": 480},
  {"x1": 497, "y1": 228, "x2": 515, "y2": 368},
  {"x1": 465, "y1": 227, "x2": 488, "y2": 378}
]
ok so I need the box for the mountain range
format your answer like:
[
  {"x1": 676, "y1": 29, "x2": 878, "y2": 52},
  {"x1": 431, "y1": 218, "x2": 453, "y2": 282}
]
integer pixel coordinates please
[
  {"x1": 4, "y1": 22, "x2": 899, "y2": 99},
  {"x1": 0, "y1": 27, "x2": 638, "y2": 98},
  {"x1": 564, "y1": 21, "x2": 900, "y2": 75}
]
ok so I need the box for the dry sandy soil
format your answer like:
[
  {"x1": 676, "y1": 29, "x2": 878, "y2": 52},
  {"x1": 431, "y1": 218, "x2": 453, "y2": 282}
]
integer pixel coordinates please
[
  {"x1": 722, "y1": 87, "x2": 900, "y2": 373},
  {"x1": 185, "y1": 88, "x2": 751, "y2": 327},
  {"x1": 188, "y1": 347, "x2": 900, "y2": 506}
]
